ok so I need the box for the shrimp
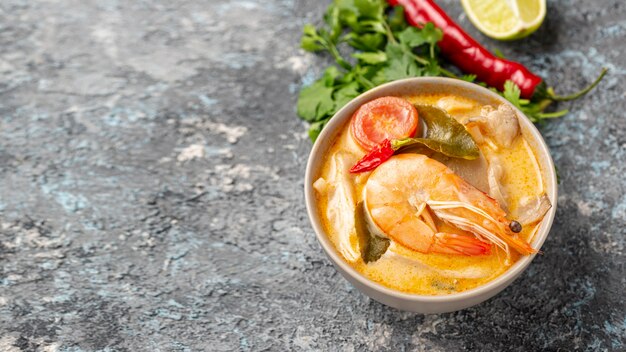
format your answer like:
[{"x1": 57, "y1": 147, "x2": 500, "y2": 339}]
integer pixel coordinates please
[{"x1": 363, "y1": 154, "x2": 536, "y2": 260}]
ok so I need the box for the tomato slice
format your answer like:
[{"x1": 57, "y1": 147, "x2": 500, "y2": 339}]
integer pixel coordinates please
[{"x1": 350, "y1": 96, "x2": 419, "y2": 150}]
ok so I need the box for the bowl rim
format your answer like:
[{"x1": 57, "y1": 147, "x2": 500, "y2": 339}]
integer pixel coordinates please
[{"x1": 304, "y1": 77, "x2": 558, "y2": 303}]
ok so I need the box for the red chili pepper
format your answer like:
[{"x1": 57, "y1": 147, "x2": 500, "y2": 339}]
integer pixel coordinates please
[
  {"x1": 389, "y1": 0, "x2": 540, "y2": 98},
  {"x1": 388, "y1": 0, "x2": 606, "y2": 101},
  {"x1": 350, "y1": 139, "x2": 395, "y2": 173}
]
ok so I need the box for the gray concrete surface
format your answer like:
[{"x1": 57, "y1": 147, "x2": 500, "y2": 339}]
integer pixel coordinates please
[{"x1": 0, "y1": 0, "x2": 624, "y2": 351}]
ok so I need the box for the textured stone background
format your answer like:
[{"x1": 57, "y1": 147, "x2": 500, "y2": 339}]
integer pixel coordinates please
[{"x1": 0, "y1": 0, "x2": 623, "y2": 351}]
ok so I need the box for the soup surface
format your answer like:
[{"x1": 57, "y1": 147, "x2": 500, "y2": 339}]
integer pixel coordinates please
[{"x1": 313, "y1": 93, "x2": 549, "y2": 295}]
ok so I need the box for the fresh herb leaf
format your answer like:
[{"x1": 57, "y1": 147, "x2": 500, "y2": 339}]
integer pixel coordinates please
[
  {"x1": 502, "y1": 80, "x2": 569, "y2": 123},
  {"x1": 503, "y1": 80, "x2": 522, "y2": 108},
  {"x1": 420, "y1": 22, "x2": 444, "y2": 45},
  {"x1": 301, "y1": 24, "x2": 326, "y2": 52},
  {"x1": 353, "y1": 0, "x2": 386, "y2": 20},
  {"x1": 322, "y1": 66, "x2": 341, "y2": 85},
  {"x1": 493, "y1": 48, "x2": 506, "y2": 59},
  {"x1": 352, "y1": 51, "x2": 387, "y2": 64},
  {"x1": 298, "y1": 1, "x2": 602, "y2": 141},
  {"x1": 335, "y1": 0, "x2": 386, "y2": 31},
  {"x1": 388, "y1": 6, "x2": 406, "y2": 32},
  {"x1": 345, "y1": 32, "x2": 386, "y2": 51},
  {"x1": 352, "y1": 64, "x2": 378, "y2": 89},
  {"x1": 297, "y1": 81, "x2": 334, "y2": 122},
  {"x1": 397, "y1": 22, "x2": 442, "y2": 49},
  {"x1": 380, "y1": 42, "x2": 421, "y2": 81},
  {"x1": 397, "y1": 27, "x2": 430, "y2": 47},
  {"x1": 460, "y1": 74, "x2": 477, "y2": 82},
  {"x1": 333, "y1": 81, "x2": 361, "y2": 109},
  {"x1": 355, "y1": 20, "x2": 387, "y2": 34},
  {"x1": 422, "y1": 58, "x2": 441, "y2": 76},
  {"x1": 355, "y1": 201, "x2": 390, "y2": 263},
  {"x1": 297, "y1": 1, "x2": 451, "y2": 140},
  {"x1": 392, "y1": 104, "x2": 480, "y2": 159},
  {"x1": 297, "y1": 68, "x2": 339, "y2": 122},
  {"x1": 308, "y1": 119, "x2": 329, "y2": 142},
  {"x1": 324, "y1": 5, "x2": 342, "y2": 42}
]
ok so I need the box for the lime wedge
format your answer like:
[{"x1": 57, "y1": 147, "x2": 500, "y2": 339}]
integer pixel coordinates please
[{"x1": 461, "y1": 0, "x2": 546, "y2": 40}]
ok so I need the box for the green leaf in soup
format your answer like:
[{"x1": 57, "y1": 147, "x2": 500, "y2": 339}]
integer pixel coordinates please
[
  {"x1": 355, "y1": 202, "x2": 390, "y2": 263},
  {"x1": 392, "y1": 104, "x2": 480, "y2": 160}
]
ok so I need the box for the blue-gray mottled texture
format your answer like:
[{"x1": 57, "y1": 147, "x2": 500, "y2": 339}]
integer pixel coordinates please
[{"x1": 0, "y1": 0, "x2": 623, "y2": 351}]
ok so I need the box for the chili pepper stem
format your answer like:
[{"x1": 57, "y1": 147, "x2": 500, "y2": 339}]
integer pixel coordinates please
[{"x1": 549, "y1": 68, "x2": 608, "y2": 102}]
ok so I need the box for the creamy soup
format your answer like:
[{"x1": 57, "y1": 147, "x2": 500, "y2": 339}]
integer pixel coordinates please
[{"x1": 313, "y1": 93, "x2": 551, "y2": 295}]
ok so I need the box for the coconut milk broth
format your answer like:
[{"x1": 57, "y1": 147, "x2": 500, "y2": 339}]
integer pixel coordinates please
[{"x1": 315, "y1": 93, "x2": 546, "y2": 295}]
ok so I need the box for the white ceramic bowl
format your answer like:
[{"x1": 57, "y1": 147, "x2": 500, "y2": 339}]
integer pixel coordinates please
[{"x1": 304, "y1": 77, "x2": 557, "y2": 313}]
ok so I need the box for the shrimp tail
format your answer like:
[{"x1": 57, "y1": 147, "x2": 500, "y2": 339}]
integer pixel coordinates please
[
  {"x1": 433, "y1": 233, "x2": 492, "y2": 256},
  {"x1": 499, "y1": 232, "x2": 538, "y2": 256},
  {"x1": 428, "y1": 200, "x2": 537, "y2": 257}
]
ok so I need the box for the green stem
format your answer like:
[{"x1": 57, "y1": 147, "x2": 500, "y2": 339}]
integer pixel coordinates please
[
  {"x1": 411, "y1": 52, "x2": 429, "y2": 66},
  {"x1": 549, "y1": 68, "x2": 608, "y2": 102},
  {"x1": 439, "y1": 67, "x2": 458, "y2": 78},
  {"x1": 356, "y1": 75, "x2": 375, "y2": 90},
  {"x1": 382, "y1": 21, "x2": 397, "y2": 44},
  {"x1": 537, "y1": 109, "x2": 569, "y2": 119},
  {"x1": 328, "y1": 43, "x2": 352, "y2": 71}
]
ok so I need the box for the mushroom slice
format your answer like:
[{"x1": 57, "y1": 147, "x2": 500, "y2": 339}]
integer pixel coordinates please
[
  {"x1": 487, "y1": 155, "x2": 509, "y2": 211},
  {"x1": 467, "y1": 104, "x2": 521, "y2": 148},
  {"x1": 325, "y1": 152, "x2": 360, "y2": 262},
  {"x1": 515, "y1": 193, "x2": 552, "y2": 226}
]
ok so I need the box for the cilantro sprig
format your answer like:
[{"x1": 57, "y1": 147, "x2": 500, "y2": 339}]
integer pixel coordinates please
[
  {"x1": 299, "y1": 0, "x2": 453, "y2": 141},
  {"x1": 502, "y1": 81, "x2": 568, "y2": 123},
  {"x1": 297, "y1": 0, "x2": 601, "y2": 140}
]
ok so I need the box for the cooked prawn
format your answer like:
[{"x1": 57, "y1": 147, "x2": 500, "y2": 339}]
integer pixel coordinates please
[{"x1": 364, "y1": 154, "x2": 536, "y2": 260}]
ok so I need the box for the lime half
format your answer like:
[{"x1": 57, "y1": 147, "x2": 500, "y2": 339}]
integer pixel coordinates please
[{"x1": 461, "y1": 0, "x2": 546, "y2": 40}]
